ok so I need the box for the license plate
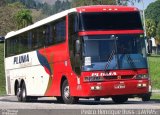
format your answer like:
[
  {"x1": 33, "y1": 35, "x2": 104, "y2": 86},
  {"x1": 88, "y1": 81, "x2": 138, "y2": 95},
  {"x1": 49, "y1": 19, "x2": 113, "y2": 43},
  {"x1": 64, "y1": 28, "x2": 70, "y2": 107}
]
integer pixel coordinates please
[{"x1": 114, "y1": 84, "x2": 125, "y2": 89}]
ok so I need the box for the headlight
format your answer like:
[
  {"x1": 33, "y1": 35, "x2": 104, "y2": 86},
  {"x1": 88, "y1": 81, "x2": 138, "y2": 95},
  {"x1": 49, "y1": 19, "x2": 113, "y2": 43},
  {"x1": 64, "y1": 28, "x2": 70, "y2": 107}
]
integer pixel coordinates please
[
  {"x1": 84, "y1": 76, "x2": 104, "y2": 82},
  {"x1": 136, "y1": 74, "x2": 149, "y2": 79}
]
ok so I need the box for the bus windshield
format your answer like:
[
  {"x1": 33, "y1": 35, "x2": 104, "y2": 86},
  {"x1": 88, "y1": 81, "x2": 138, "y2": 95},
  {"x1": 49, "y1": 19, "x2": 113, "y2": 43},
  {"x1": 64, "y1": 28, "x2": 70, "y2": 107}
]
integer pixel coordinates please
[
  {"x1": 79, "y1": 12, "x2": 143, "y2": 31},
  {"x1": 82, "y1": 34, "x2": 148, "y2": 71}
]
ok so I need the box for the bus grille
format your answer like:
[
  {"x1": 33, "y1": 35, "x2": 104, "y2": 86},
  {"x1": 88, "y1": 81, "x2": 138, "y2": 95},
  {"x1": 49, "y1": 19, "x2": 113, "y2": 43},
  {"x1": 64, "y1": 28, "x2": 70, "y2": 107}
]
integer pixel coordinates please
[{"x1": 104, "y1": 75, "x2": 134, "y2": 80}]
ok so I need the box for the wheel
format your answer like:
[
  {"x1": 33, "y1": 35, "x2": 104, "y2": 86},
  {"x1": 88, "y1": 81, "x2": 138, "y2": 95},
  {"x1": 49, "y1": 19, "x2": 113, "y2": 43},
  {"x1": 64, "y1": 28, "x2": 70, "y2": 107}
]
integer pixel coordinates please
[
  {"x1": 16, "y1": 87, "x2": 22, "y2": 102},
  {"x1": 94, "y1": 97, "x2": 100, "y2": 101},
  {"x1": 56, "y1": 96, "x2": 63, "y2": 103},
  {"x1": 21, "y1": 82, "x2": 29, "y2": 102},
  {"x1": 28, "y1": 97, "x2": 38, "y2": 102},
  {"x1": 112, "y1": 96, "x2": 128, "y2": 104},
  {"x1": 62, "y1": 80, "x2": 79, "y2": 104},
  {"x1": 142, "y1": 94, "x2": 151, "y2": 101}
]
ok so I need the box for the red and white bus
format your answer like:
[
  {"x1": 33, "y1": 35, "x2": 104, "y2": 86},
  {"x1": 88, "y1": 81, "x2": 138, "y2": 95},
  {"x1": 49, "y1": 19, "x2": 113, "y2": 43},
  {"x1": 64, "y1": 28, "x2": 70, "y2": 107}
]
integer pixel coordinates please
[{"x1": 5, "y1": 5, "x2": 151, "y2": 104}]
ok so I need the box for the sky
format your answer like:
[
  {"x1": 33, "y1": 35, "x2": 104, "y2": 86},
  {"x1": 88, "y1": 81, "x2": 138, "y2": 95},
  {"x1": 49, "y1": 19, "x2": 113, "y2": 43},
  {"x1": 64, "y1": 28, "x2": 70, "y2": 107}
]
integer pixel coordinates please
[{"x1": 128, "y1": 0, "x2": 156, "y2": 10}]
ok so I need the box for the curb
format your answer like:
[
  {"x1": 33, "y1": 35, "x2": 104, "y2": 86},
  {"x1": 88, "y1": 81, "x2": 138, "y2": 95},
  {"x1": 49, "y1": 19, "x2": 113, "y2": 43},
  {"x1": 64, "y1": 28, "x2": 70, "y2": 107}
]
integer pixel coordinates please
[{"x1": 152, "y1": 90, "x2": 160, "y2": 93}]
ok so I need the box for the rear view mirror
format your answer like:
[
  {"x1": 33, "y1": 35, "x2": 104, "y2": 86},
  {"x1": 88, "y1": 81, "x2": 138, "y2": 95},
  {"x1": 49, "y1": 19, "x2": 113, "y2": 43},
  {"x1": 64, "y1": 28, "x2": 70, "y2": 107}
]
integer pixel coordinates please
[{"x1": 76, "y1": 40, "x2": 80, "y2": 54}]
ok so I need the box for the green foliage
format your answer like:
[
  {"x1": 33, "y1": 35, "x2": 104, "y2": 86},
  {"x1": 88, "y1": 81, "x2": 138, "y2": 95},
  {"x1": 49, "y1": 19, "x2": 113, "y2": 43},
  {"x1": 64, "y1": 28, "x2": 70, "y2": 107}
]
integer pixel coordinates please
[
  {"x1": 145, "y1": 0, "x2": 160, "y2": 25},
  {"x1": 42, "y1": 2, "x2": 52, "y2": 15},
  {"x1": 146, "y1": 19, "x2": 156, "y2": 38},
  {"x1": 117, "y1": 0, "x2": 141, "y2": 5},
  {"x1": 5, "y1": 0, "x2": 40, "y2": 9},
  {"x1": 0, "y1": 2, "x2": 25, "y2": 36},
  {"x1": 148, "y1": 56, "x2": 160, "y2": 89},
  {"x1": 72, "y1": 0, "x2": 116, "y2": 7},
  {"x1": 156, "y1": 22, "x2": 160, "y2": 40},
  {"x1": 14, "y1": 9, "x2": 33, "y2": 29},
  {"x1": 145, "y1": 0, "x2": 160, "y2": 41},
  {"x1": 8, "y1": 2, "x2": 26, "y2": 9},
  {"x1": 151, "y1": 93, "x2": 160, "y2": 99},
  {"x1": 0, "y1": 2, "x2": 45, "y2": 36},
  {"x1": 0, "y1": 43, "x2": 5, "y2": 95},
  {"x1": 42, "y1": 0, "x2": 71, "y2": 15}
]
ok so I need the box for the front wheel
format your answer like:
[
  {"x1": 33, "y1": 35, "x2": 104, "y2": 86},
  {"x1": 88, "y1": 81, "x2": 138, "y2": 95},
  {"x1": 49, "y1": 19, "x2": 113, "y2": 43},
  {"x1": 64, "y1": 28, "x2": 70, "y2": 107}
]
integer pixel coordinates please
[
  {"x1": 56, "y1": 96, "x2": 63, "y2": 103},
  {"x1": 94, "y1": 97, "x2": 100, "y2": 101},
  {"x1": 142, "y1": 93, "x2": 151, "y2": 101},
  {"x1": 112, "y1": 96, "x2": 128, "y2": 104},
  {"x1": 62, "y1": 80, "x2": 79, "y2": 104}
]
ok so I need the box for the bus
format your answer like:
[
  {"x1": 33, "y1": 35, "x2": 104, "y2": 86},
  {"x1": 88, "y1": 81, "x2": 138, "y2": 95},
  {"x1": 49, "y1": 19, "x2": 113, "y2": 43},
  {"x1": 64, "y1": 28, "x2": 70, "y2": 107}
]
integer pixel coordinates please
[{"x1": 5, "y1": 5, "x2": 151, "y2": 104}]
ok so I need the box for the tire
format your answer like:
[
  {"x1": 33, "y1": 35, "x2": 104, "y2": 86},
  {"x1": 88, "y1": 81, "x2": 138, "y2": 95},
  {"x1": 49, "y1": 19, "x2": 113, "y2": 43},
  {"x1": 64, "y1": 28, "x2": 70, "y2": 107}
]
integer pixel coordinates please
[
  {"x1": 28, "y1": 97, "x2": 38, "y2": 102},
  {"x1": 16, "y1": 87, "x2": 22, "y2": 102},
  {"x1": 142, "y1": 94, "x2": 151, "y2": 101},
  {"x1": 21, "y1": 83, "x2": 29, "y2": 102},
  {"x1": 56, "y1": 96, "x2": 63, "y2": 103},
  {"x1": 94, "y1": 97, "x2": 100, "y2": 101},
  {"x1": 112, "y1": 96, "x2": 128, "y2": 104},
  {"x1": 62, "y1": 80, "x2": 78, "y2": 104}
]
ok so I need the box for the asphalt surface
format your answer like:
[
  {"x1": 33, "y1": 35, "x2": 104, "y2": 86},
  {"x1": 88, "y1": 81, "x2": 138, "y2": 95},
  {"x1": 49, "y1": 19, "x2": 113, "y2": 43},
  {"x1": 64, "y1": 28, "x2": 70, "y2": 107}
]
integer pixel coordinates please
[
  {"x1": 0, "y1": 96, "x2": 160, "y2": 109},
  {"x1": 0, "y1": 96, "x2": 160, "y2": 115}
]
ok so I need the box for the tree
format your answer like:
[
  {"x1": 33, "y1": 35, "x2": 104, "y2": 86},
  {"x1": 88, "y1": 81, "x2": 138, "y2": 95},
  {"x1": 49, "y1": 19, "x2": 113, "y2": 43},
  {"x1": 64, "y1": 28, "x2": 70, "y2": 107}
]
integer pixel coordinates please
[
  {"x1": 5, "y1": 0, "x2": 42, "y2": 9},
  {"x1": 14, "y1": 9, "x2": 33, "y2": 29},
  {"x1": 72, "y1": 0, "x2": 116, "y2": 7},
  {"x1": 145, "y1": 0, "x2": 160, "y2": 25},
  {"x1": 156, "y1": 22, "x2": 160, "y2": 40},
  {"x1": 42, "y1": 2, "x2": 52, "y2": 15},
  {"x1": 146, "y1": 19, "x2": 156, "y2": 38},
  {"x1": 117, "y1": 0, "x2": 141, "y2": 5},
  {"x1": 54, "y1": 0, "x2": 62, "y2": 13},
  {"x1": 0, "y1": 0, "x2": 6, "y2": 6}
]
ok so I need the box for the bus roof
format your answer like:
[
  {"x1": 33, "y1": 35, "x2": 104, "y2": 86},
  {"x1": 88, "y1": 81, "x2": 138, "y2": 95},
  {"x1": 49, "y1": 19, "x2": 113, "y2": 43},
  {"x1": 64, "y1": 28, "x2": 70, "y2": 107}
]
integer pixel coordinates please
[
  {"x1": 5, "y1": 5, "x2": 139, "y2": 39},
  {"x1": 76, "y1": 5, "x2": 138, "y2": 13},
  {"x1": 5, "y1": 8, "x2": 76, "y2": 39}
]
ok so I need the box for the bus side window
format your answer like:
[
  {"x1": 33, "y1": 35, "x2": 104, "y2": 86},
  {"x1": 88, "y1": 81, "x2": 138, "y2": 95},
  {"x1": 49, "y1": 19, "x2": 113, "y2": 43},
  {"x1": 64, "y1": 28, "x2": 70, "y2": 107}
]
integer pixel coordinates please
[
  {"x1": 28, "y1": 32, "x2": 32, "y2": 51},
  {"x1": 55, "y1": 18, "x2": 66, "y2": 43},
  {"x1": 37, "y1": 26, "x2": 45, "y2": 48},
  {"x1": 45, "y1": 24, "x2": 54, "y2": 46},
  {"x1": 13, "y1": 37, "x2": 18, "y2": 55},
  {"x1": 5, "y1": 39, "x2": 10, "y2": 57},
  {"x1": 32, "y1": 29, "x2": 38, "y2": 49},
  {"x1": 19, "y1": 33, "x2": 28, "y2": 53}
]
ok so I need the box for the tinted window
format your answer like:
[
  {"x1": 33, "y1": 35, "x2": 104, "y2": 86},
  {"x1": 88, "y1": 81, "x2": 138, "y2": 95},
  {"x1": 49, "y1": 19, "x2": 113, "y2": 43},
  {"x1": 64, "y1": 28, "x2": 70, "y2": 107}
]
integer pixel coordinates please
[
  {"x1": 55, "y1": 19, "x2": 66, "y2": 43},
  {"x1": 5, "y1": 17, "x2": 66, "y2": 57},
  {"x1": 79, "y1": 12, "x2": 143, "y2": 31},
  {"x1": 19, "y1": 32, "x2": 28, "y2": 53},
  {"x1": 45, "y1": 24, "x2": 54, "y2": 46}
]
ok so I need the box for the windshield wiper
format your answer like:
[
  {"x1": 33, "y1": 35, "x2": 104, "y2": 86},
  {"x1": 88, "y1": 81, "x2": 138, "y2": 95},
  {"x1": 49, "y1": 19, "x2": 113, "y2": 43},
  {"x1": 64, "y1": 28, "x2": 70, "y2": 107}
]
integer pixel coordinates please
[
  {"x1": 126, "y1": 54, "x2": 136, "y2": 69},
  {"x1": 104, "y1": 35, "x2": 118, "y2": 73},
  {"x1": 104, "y1": 49, "x2": 115, "y2": 73}
]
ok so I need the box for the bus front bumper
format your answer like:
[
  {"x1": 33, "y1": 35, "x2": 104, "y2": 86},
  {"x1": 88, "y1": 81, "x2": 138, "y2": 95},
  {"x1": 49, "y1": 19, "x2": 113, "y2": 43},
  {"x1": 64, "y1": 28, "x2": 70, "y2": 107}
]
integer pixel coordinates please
[{"x1": 76, "y1": 80, "x2": 149, "y2": 97}]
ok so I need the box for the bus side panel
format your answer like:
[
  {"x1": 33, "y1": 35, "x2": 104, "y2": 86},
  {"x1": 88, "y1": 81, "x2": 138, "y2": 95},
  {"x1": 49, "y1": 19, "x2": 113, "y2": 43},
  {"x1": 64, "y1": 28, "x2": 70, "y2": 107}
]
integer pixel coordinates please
[
  {"x1": 5, "y1": 51, "x2": 51, "y2": 96},
  {"x1": 41, "y1": 16, "x2": 70, "y2": 96},
  {"x1": 38, "y1": 42, "x2": 69, "y2": 96}
]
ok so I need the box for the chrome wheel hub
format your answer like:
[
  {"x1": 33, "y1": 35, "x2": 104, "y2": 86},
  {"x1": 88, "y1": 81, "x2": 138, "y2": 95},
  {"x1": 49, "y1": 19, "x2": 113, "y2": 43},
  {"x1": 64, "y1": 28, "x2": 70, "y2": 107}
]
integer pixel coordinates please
[{"x1": 64, "y1": 86, "x2": 70, "y2": 99}]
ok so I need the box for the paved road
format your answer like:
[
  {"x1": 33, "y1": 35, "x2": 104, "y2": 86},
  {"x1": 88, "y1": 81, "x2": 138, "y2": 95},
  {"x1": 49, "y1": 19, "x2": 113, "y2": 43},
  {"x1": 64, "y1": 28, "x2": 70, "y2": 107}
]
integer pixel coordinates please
[
  {"x1": 0, "y1": 96, "x2": 160, "y2": 109},
  {"x1": 0, "y1": 96, "x2": 160, "y2": 115}
]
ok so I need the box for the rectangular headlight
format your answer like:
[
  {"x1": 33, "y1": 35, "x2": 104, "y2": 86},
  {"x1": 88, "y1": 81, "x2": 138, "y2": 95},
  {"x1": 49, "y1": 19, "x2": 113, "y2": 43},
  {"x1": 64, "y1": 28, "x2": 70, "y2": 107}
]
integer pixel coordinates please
[{"x1": 136, "y1": 74, "x2": 149, "y2": 79}]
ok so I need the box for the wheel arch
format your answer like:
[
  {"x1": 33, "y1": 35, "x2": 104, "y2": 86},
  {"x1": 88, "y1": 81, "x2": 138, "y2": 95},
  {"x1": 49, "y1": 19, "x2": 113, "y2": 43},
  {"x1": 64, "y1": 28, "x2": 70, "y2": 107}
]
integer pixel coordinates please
[
  {"x1": 60, "y1": 75, "x2": 67, "y2": 94},
  {"x1": 20, "y1": 79, "x2": 25, "y2": 88},
  {"x1": 14, "y1": 80, "x2": 19, "y2": 95}
]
